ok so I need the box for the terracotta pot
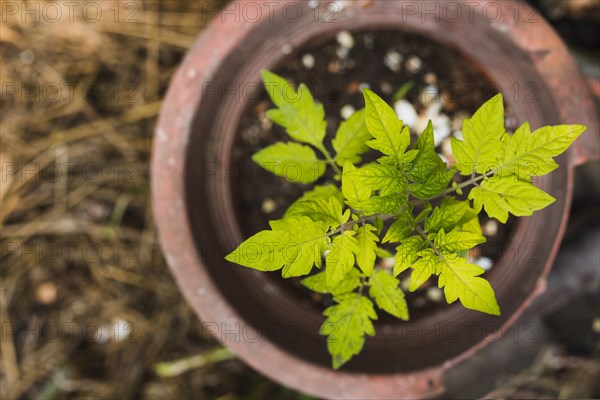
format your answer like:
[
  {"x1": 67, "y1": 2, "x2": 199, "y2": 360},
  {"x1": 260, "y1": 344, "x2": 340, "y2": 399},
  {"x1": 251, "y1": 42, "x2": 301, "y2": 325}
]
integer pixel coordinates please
[{"x1": 152, "y1": 1, "x2": 599, "y2": 398}]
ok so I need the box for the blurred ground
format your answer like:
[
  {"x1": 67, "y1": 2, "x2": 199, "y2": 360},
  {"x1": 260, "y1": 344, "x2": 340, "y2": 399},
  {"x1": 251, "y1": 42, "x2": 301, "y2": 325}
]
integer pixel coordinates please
[{"x1": 0, "y1": 1, "x2": 598, "y2": 399}]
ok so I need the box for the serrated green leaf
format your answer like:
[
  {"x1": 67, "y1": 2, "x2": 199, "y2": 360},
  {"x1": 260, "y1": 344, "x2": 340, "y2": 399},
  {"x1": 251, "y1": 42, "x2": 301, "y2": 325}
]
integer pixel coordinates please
[
  {"x1": 496, "y1": 123, "x2": 586, "y2": 179},
  {"x1": 353, "y1": 224, "x2": 379, "y2": 275},
  {"x1": 286, "y1": 197, "x2": 346, "y2": 229},
  {"x1": 382, "y1": 219, "x2": 411, "y2": 243},
  {"x1": 225, "y1": 230, "x2": 289, "y2": 271},
  {"x1": 368, "y1": 271, "x2": 409, "y2": 320},
  {"x1": 458, "y1": 209, "x2": 482, "y2": 235},
  {"x1": 342, "y1": 161, "x2": 371, "y2": 208},
  {"x1": 321, "y1": 293, "x2": 377, "y2": 369},
  {"x1": 469, "y1": 178, "x2": 555, "y2": 223},
  {"x1": 375, "y1": 247, "x2": 392, "y2": 258},
  {"x1": 451, "y1": 93, "x2": 506, "y2": 175},
  {"x1": 394, "y1": 236, "x2": 425, "y2": 276},
  {"x1": 434, "y1": 228, "x2": 486, "y2": 253},
  {"x1": 269, "y1": 216, "x2": 329, "y2": 277},
  {"x1": 363, "y1": 89, "x2": 410, "y2": 164},
  {"x1": 347, "y1": 162, "x2": 407, "y2": 196},
  {"x1": 252, "y1": 142, "x2": 326, "y2": 183},
  {"x1": 333, "y1": 109, "x2": 371, "y2": 166},
  {"x1": 408, "y1": 121, "x2": 445, "y2": 182},
  {"x1": 301, "y1": 269, "x2": 361, "y2": 295},
  {"x1": 437, "y1": 254, "x2": 500, "y2": 315},
  {"x1": 326, "y1": 231, "x2": 360, "y2": 287},
  {"x1": 425, "y1": 198, "x2": 469, "y2": 233},
  {"x1": 409, "y1": 167, "x2": 455, "y2": 199},
  {"x1": 296, "y1": 184, "x2": 345, "y2": 205},
  {"x1": 409, "y1": 249, "x2": 439, "y2": 291},
  {"x1": 415, "y1": 205, "x2": 432, "y2": 223},
  {"x1": 261, "y1": 69, "x2": 295, "y2": 108},
  {"x1": 263, "y1": 71, "x2": 326, "y2": 149},
  {"x1": 226, "y1": 216, "x2": 328, "y2": 278},
  {"x1": 358, "y1": 194, "x2": 405, "y2": 215}
]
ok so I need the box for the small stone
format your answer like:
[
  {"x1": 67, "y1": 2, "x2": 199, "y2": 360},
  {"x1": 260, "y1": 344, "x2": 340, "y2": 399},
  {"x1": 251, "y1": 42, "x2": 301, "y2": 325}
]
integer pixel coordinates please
[
  {"x1": 483, "y1": 220, "x2": 498, "y2": 236},
  {"x1": 346, "y1": 81, "x2": 361, "y2": 94},
  {"x1": 475, "y1": 257, "x2": 493, "y2": 271},
  {"x1": 340, "y1": 104, "x2": 355, "y2": 120},
  {"x1": 452, "y1": 112, "x2": 470, "y2": 131},
  {"x1": 336, "y1": 31, "x2": 355, "y2": 49},
  {"x1": 328, "y1": 61, "x2": 342, "y2": 74},
  {"x1": 261, "y1": 198, "x2": 277, "y2": 214},
  {"x1": 413, "y1": 297, "x2": 427, "y2": 308},
  {"x1": 358, "y1": 82, "x2": 370, "y2": 91},
  {"x1": 301, "y1": 53, "x2": 315, "y2": 69},
  {"x1": 384, "y1": 50, "x2": 403, "y2": 72},
  {"x1": 420, "y1": 84, "x2": 439, "y2": 105},
  {"x1": 20, "y1": 49, "x2": 35, "y2": 65},
  {"x1": 380, "y1": 81, "x2": 392, "y2": 94},
  {"x1": 381, "y1": 257, "x2": 395, "y2": 269},
  {"x1": 36, "y1": 281, "x2": 57, "y2": 304},
  {"x1": 424, "y1": 72, "x2": 437, "y2": 84},
  {"x1": 395, "y1": 100, "x2": 419, "y2": 129},
  {"x1": 406, "y1": 55, "x2": 423, "y2": 73},
  {"x1": 400, "y1": 279, "x2": 410, "y2": 291},
  {"x1": 441, "y1": 138, "x2": 453, "y2": 159},
  {"x1": 426, "y1": 287, "x2": 443, "y2": 303},
  {"x1": 336, "y1": 47, "x2": 350, "y2": 59}
]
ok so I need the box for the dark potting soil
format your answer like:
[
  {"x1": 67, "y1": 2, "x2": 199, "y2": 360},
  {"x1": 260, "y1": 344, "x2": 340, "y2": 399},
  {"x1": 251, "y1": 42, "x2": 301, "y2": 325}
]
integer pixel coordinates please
[{"x1": 231, "y1": 30, "x2": 516, "y2": 320}]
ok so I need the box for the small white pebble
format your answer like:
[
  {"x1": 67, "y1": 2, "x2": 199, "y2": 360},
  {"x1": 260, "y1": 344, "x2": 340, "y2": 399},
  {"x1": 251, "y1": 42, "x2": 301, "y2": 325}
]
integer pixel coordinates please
[
  {"x1": 400, "y1": 279, "x2": 410, "y2": 291},
  {"x1": 452, "y1": 111, "x2": 470, "y2": 131},
  {"x1": 358, "y1": 82, "x2": 370, "y2": 91},
  {"x1": 395, "y1": 100, "x2": 419, "y2": 129},
  {"x1": 336, "y1": 47, "x2": 350, "y2": 59},
  {"x1": 441, "y1": 138, "x2": 453, "y2": 158},
  {"x1": 261, "y1": 198, "x2": 277, "y2": 214},
  {"x1": 301, "y1": 53, "x2": 315, "y2": 69},
  {"x1": 381, "y1": 257, "x2": 395, "y2": 269},
  {"x1": 475, "y1": 257, "x2": 493, "y2": 271},
  {"x1": 483, "y1": 220, "x2": 498, "y2": 236},
  {"x1": 420, "y1": 84, "x2": 439, "y2": 105},
  {"x1": 20, "y1": 49, "x2": 35, "y2": 64},
  {"x1": 336, "y1": 31, "x2": 355, "y2": 49},
  {"x1": 384, "y1": 50, "x2": 403, "y2": 72},
  {"x1": 340, "y1": 104, "x2": 355, "y2": 120},
  {"x1": 592, "y1": 318, "x2": 600, "y2": 333},
  {"x1": 426, "y1": 287, "x2": 444, "y2": 303},
  {"x1": 406, "y1": 55, "x2": 423, "y2": 73}
]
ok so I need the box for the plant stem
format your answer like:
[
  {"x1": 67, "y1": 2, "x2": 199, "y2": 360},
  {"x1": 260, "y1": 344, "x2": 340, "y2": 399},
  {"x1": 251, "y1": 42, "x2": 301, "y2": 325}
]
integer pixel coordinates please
[{"x1": 316, "y1": 145, "x2": 342, "y2": 176}]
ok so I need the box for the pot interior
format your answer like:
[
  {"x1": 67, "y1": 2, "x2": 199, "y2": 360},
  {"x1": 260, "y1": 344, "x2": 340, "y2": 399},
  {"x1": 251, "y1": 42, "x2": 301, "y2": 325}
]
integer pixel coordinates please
[{"x1": 184, "y1": 8, "x2": 567, "y2": 373}]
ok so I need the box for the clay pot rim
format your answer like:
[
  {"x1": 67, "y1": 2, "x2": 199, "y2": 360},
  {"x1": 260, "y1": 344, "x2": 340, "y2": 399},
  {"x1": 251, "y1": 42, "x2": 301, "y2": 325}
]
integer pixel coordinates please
[{"x1": 152, "y1": 1, "x2": 598, "y2": 398}]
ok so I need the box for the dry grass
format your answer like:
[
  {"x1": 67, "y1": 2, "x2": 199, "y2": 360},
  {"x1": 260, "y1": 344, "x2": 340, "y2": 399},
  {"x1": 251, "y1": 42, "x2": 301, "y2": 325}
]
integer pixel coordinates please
[{"x1": 0, "y1": 1, "x2": 301, "y2": 399}]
